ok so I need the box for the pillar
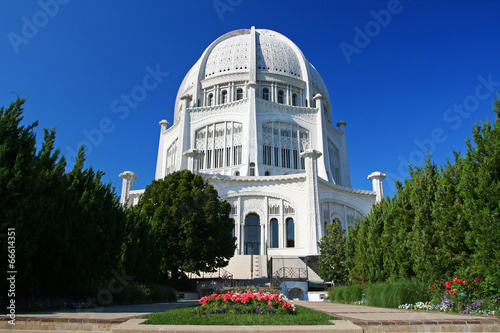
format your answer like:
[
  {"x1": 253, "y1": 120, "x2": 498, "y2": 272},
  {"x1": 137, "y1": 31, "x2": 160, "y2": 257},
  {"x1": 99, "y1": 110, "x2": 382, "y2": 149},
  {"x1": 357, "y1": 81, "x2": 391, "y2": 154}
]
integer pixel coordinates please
[
  {"x1": 368, "y1": 171, "x2": 387, "y2": 203},
  {"x1": 155, "y1": 120, "x2": 170, "y2": 179},
  {"x1": 119, "y1": 171, "x2": 138, "y2": 207},
  {"x1": 183, "y1": 149, "x2": 205, "y2": 174},
  {"x1": 300, "y1": 149, "x2": 322, "y2": 254}
]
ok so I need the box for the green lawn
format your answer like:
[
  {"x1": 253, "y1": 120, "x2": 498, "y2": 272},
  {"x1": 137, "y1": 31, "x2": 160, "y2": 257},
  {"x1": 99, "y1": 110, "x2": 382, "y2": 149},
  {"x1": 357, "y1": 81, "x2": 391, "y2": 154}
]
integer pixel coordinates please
[{"x1": 143, "y1": 305, "x2": 339, "y2": 325}]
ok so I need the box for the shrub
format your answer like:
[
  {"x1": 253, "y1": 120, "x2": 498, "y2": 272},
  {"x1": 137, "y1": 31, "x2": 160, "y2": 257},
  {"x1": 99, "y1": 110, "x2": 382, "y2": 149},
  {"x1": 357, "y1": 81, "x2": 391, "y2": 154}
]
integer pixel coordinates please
[
  {"x1": 365, "y1": 279, "x2": 430, "y2": 308},
  {"x1": 329, "y1": 285, "x2": 364, "y2": 303}
]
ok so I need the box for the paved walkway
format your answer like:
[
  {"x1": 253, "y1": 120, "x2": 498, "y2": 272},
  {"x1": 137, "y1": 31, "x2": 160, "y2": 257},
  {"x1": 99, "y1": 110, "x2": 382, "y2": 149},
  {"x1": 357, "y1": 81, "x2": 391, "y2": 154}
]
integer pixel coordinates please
[
  {"x1": 296, "y1": 301, "x2": 500, "y2": 324},
  {"x1": 10, "y1": 300, "x2": 200, "y2": 323},
  {"x1": 4, "y1": 300, "x2": 500, "y2": 332}
]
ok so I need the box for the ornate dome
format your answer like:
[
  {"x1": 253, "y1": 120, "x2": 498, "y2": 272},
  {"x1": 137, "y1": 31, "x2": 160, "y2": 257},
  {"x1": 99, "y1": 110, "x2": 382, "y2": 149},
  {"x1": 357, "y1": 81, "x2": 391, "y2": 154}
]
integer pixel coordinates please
[{"x1": 174, "y1": 27, "x2": 331, "y2": 121}]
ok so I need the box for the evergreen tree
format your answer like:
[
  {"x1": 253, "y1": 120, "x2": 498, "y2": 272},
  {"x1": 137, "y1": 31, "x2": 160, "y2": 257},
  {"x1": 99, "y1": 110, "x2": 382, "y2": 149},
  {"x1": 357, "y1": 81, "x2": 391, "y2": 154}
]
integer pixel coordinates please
[
  {"x1": 1, "y1": 98, "x2": 126, "y2": 297},
  {"x1": 460, "y1": 97, "x2": 500, "y2": 291},
  {"x1": 345, "y1": 95, "x2": 500, "y2": 294},
  {"x1": 318, "y1": 220, "x2": 347, "y2": 283}
]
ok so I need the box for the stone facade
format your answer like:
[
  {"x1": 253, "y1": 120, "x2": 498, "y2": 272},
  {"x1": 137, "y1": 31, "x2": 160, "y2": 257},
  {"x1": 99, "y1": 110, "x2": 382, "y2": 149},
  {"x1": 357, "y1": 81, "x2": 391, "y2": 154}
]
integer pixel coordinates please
[{"x1": 120, "y1": 27, "x2": 385, "y2": 279}]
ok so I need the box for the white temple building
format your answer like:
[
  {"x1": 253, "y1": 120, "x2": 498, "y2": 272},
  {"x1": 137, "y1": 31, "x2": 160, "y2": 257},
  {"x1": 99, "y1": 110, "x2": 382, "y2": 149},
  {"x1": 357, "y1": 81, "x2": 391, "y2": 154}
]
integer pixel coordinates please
[{"x1": 120, "y1": 27, "x2": 386, "y2": 283}]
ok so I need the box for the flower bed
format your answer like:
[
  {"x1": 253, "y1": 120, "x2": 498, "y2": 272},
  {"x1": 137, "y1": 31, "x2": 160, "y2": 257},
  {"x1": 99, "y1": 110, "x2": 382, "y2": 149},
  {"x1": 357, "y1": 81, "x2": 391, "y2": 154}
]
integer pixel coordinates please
[
  {"x1": 195, "y1": 291, "x2": 296, "y2": 315},
  {"x1": 397, "y1": 275, "x2": 500, "y2": 316}
]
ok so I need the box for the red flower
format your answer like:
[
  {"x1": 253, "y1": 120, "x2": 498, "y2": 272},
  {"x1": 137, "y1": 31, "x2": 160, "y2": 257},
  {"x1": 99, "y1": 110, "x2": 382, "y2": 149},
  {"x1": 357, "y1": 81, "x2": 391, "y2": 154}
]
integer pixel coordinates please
[
  {"x1": 437, "y1": 280, "x2": 440, "y2": 283},
  {"x1": 463, "y1": 281, "x2": 467, "y2": 285},
  {"x1": 478, "y1": 278, "x2": 481, "y2": 281},
  {"x1": 496, "y1": 261, "x2": 499, "y2": 264},
  {"x1": 453, "y1": 277, "x2": 461, "y2": 284},
  {"x1": 450, "y1": 290, "x2": 456, "y2": 295},
  {"x1": 445, "y1": 281, "x2": 452, "y2": 289},
  {"x1": 431, "y1": 285, "x2": 435, "y2": 289}
]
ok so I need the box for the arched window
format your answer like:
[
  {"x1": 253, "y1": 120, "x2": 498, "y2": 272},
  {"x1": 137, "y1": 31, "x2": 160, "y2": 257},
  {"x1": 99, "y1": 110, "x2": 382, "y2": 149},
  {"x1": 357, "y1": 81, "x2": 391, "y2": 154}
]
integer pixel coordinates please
[
  {"x1": 328, "y1": 140, "x2": 341, "y2": 185},
  {"x1": 262, "y1": 88, "x2": 269, "y2": 100},
  {"x1": 262, "y1": 122, "x2": 310, "y2": 170},
  {"x1": 236, "y1": 88, "x2": 243, "y2": 100},
  {"x1": 207, "y1": 93, "x2": 213, "y2": 106},
  {"x1": 286, "y1": 217, "x2": 295, "y2": 247},
  {"x1": 249, "y1": 162, "x2": 255, "y2": 176},
  {"x1": 292, "y1": 93, "x2": 297, "y2": 106},
  {"x1": 245, "y1": 214, "x2": 260, "y2": 255},
  {"x1": 277, "y1": 90, "x2": 284, "y2": 104},
  {"x1": 221, "y1": 90, "x2": 228, "y2": 104},
  {"x1": 264, "y1": 170, "x2": 270, "y2": 176},
  {"x1": 270, "y1": 218, "x2": 278, "y2": 248},
  {"x1": 234, "y1": 171, "x2": 240, "y2": 176},
  {"x1": 195, "y1": 122, "x2": 243, "y2": 170}
]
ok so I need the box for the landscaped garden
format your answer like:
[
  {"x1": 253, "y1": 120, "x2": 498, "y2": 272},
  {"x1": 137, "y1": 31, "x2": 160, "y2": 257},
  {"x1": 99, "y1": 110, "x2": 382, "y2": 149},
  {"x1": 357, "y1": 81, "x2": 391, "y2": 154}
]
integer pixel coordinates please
[
  {"x1": 144, "y1": 291, "x2": 338, "y2": 325},
  {"x1": 321, "y1": 97, "x2": 500, "y2": 318},
  {"x1": 329, "y1": 276, "x2": 500, "y2": 316}
]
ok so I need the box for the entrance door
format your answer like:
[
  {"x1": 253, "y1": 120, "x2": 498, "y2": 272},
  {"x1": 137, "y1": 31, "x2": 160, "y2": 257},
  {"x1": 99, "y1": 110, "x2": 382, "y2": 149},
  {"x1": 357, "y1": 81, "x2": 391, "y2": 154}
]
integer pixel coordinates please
[{"x1": 244, "y1": 214, "x2": 260, "y2": 255}]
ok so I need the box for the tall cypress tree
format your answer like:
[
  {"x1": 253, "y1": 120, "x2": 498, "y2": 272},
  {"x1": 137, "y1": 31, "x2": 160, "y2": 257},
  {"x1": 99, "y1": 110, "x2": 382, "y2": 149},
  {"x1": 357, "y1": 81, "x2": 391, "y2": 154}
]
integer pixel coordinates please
[{"x1": 318, "y1": 220, "x2": 347, "y2": 283}]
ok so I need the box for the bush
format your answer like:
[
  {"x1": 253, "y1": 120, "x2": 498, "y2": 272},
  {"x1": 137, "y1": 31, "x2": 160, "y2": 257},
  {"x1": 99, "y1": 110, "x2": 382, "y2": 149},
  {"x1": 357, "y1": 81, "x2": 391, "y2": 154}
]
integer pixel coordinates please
[
  {"x1": 148, "y1": 284, "x2": 177, "y2": 302},
  {"x1": 329, "y1": 285, "x2": 364, "y2": 303},
  {"x1": 86, "y1": 281, "x2": 177, "y2": 306},
  {"x1": 365, "y1": 280, "x2": 430, "y2": 308}
]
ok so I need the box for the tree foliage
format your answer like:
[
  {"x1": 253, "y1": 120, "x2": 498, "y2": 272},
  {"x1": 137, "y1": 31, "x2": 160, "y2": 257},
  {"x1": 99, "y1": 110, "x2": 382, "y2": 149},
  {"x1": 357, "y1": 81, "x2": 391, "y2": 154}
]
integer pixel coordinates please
[
  {"x1": 0, "y1": 98, "x2": 126, "y2": 297},
  {"x1": 345, "y1": 96, "x2": 500, "y2": 296},
  {"x1": 318, "y1": 221, "x2": 347, "y2": 283},
  {"x1": 135, "y1": 170, "x2": 236, "y2": 281}
]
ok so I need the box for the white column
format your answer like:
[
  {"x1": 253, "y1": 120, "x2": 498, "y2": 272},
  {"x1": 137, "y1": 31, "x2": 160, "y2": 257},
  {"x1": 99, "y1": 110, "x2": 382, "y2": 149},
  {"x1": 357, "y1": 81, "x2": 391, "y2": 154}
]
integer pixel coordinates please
[
  {"x1": 300, "y1": 149, "x2": 322, "y2": 254},
  {"x1": 119, "y1": 171, "x2": 138, "y2": 207},
  {"x1": 368, "y1": 171, "x2": 387, "y2": 203},
  {"x1": 183, "y1": 149, "x2": 205, "y2": 174},
  {"x1": 155, "y1": 120, "x2": 170, "y2": 180}
]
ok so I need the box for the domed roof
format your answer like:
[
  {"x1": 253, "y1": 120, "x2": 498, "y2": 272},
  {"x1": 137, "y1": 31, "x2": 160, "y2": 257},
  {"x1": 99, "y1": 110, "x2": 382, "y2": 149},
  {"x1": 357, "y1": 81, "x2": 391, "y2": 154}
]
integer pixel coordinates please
[{"x1": 174, "y1": 27, "x2": 330, "y2": 120}]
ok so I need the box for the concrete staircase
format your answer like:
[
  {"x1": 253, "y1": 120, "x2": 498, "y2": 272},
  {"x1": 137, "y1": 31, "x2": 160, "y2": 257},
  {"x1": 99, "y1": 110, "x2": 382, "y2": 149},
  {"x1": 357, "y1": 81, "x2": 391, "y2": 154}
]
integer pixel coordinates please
[
  {"x1": 224, "y1": 254, "x2": 267, "y2": 279},
  {"x1": 268, "y1": 256, "x2": 323, "y2": 283}
]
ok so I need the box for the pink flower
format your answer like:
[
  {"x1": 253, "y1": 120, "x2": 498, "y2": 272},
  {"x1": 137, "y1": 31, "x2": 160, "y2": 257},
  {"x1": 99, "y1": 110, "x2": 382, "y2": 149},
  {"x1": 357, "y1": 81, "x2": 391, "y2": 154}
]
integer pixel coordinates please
[{"x1": 268, "y1": 300, "x2": 272, "y2": 305}]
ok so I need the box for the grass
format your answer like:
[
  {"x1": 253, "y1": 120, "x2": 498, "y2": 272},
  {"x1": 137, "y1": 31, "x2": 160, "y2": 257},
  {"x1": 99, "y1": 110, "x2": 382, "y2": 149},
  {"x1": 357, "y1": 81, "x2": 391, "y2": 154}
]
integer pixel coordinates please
[
  {"x1": 329, "y1": 279, "x2": 430, "y2": 308},
  {"x1": 143, "y1": 305, "x2": 339, "y2": 325},
  {"x1": 365, "y1": 280, "x2": 429, "y2": 308},
  {"x1": 329, "y1": 284, "x2": 364, "y2": 304}
]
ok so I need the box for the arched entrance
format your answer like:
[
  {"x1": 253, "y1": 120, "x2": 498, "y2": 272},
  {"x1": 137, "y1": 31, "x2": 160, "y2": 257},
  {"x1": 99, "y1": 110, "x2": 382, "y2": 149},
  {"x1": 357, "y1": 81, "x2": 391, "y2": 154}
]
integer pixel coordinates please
[{"x1": 244, "y1": 213, "x2": 260, "y2": 255}]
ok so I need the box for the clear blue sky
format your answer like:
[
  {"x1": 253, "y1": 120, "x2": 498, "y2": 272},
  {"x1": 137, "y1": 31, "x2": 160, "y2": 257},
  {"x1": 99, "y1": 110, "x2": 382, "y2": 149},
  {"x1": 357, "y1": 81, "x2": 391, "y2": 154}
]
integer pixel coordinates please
[{"x1": 2, "y1": 0, "x2": 500, "y2": 198}]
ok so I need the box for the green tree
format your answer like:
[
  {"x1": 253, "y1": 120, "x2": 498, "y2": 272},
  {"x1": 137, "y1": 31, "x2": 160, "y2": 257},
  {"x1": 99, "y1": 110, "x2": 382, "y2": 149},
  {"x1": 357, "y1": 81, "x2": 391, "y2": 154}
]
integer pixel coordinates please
[
  {"x1": 318, "y1": 221, "x2": 347, "y2": 283},
  {"x1": 137, "y1": 170, "x2": 236, "y2": 281},
  {"x1": 1, "y1": 98, "x2": 126, "y2": 297},
  {"x1": 345, "y1": 95, "x2": 500, "y2": 295},
  {"x1": 460, "y1": 97, "x2": 500, "y2": 292}
]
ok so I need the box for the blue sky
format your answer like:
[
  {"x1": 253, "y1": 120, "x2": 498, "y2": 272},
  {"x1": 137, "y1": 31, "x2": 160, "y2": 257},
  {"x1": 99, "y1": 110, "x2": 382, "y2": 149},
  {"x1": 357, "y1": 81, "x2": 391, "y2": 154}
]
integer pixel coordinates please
[{"x1": 1, "y1": 0, "x2": 500, "y2": 198}]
